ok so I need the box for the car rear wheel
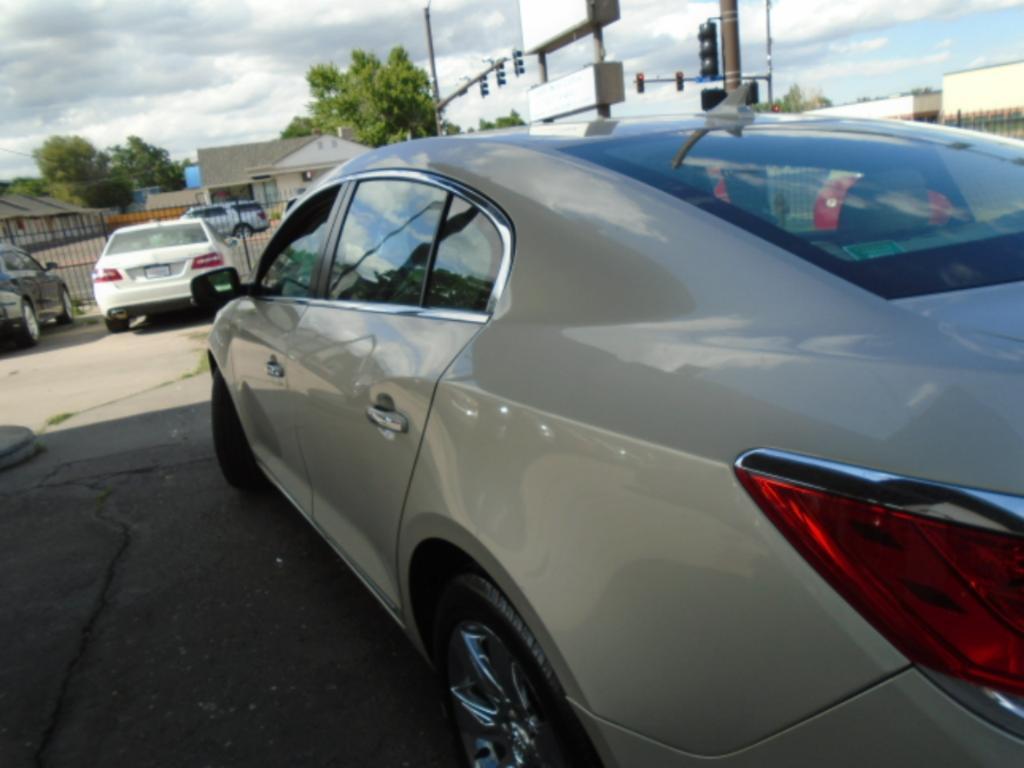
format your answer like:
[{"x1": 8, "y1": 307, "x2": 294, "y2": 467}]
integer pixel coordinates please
[
  {"x1": 211, "y1": 368, "x2": 266, "y2": 490},
  {"x1": 233, "y1": 223, "x2": 254, "y2": 237},
  {"x1": 434, "y1": 574, "x2": 602, "y2": 768},
  {"x1": 15, "y1": 300, "x2": 40, "y2": 348},
  {"x1": 104, "y1": 316, "x2": 130, "y2": 334},
  {"x1": 56, "y1": 287, "x2": 74, "y2": 325}
]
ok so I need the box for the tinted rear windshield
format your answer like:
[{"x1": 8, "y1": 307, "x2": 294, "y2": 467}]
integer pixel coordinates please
[
  {"x1": 560, "y1": 122, "x2": 1024, "y2": 298},
  {"x1": 107, "y1": 224, "x2": 209, "y2": 254}
]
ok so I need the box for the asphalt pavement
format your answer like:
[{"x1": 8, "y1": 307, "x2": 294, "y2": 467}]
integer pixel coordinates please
[{"x1": 0, "y1": 314, "x2": 458, "y2": 767}]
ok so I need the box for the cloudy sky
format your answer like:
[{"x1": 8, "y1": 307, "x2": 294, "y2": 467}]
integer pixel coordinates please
[{"x1": 2, "y1": 0, "x2": 1024, "y2": 180}]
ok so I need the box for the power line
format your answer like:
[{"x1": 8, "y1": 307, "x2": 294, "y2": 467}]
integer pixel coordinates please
[{"x1": 0, "y1": 145, "x2": 35, "y2": 159}]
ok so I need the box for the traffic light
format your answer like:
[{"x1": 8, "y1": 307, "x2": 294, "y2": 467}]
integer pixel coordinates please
[
  {"x1": 701, "y1": 88, "x2": 727, "y2": 111},
  {"x1": 480, "y1": 76, "x2": 489, "y2": 98},
  {"x1": 636, "y1": 72, "x2": 645, "y2": 94},
  {"x1": 746, "y1": 81, "x2": 760, "y2": 105},
  {"x1": 699, "y1": 22, "x2": 719, "y2": 79},
  {"x1": 675, "y1": 71, "x2": 685, "y2": 92},
  {"x1": 496, "y1": 61, "x2": 507, "y2": 87},
  {"x1": 512, "y1": 49, "x2": 525, "y2": 76}
]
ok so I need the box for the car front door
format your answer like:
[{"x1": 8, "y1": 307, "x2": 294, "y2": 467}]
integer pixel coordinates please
[
  {"x1": 225, "y1": 185, "x2": 341, "y2": 512},
  {"x1": 288, "y1": 175, "x2": 510, "y2": 606},
  {"x1": 6, "y1": 250, "x2": 51, "y2": 315},
  {"x1": 25, "y1": 254, "x2": 62, "y2": 315}
]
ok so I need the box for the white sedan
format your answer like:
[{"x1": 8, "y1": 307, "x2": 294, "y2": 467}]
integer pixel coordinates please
[{"x1": 93, "y1": 219, "x2": 244, "y2": 333}]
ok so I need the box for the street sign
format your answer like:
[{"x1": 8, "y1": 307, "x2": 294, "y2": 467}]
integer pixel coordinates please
[
  {"x1": 528, "y1": 62, "x2": 625, "y2": 122},
  {"x1": 518, "y1": 0, "x2": 620, "y2": 55}
]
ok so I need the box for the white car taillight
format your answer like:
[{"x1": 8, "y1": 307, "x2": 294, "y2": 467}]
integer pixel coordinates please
[
  {"x1": 192, "y1": 253, "x2": 224, "y2": 270},
  {"x1": 93, "y1": 268, "x2": 123, "y2": 283}
]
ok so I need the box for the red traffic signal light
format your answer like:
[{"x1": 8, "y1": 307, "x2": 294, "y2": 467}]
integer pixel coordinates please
[
  {"x1": 771, "y1": 103, "x2": 781, "y2": 113},
  {"x1": 675, "y1": 71, "x2": 684, "y2": 92},
  {"x1": 636, "y1": 72, "x2": 645, "y2": 94}
]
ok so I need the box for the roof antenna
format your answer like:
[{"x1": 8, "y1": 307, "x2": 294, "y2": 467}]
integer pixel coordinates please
[{"x1": 672, "y1": 83, "x2": 756, "y2": 170}]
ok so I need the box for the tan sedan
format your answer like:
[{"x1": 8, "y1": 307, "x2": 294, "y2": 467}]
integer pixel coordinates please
[{"x1": 193, "y1": 114, "x2": 1024, "y2": 766}]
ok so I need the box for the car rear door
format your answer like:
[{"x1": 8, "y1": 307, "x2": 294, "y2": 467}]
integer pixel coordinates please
[
  {"x1": 225, "y1": 185, "x2": 343, "y2": 513},
  {"x1": 287, "y1": 174, "x2": 511, "y2": 606},
  {"x1": 5, "y1": 250, "x2": 52, "y2": 315}
]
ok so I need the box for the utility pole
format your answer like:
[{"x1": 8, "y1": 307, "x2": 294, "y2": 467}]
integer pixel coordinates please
[
  {"x1": 765, "y1": 0, "x2": 774, "y2": 103},
  {"x1": 720, "y1": 0, "x2": 741, "y2": 92},
  {"x1": 423, "y1": 1, "x2": 442, "y2": 135},
  {"x1": 593, "y1": 25, "x2": 610, "y2": 117}
]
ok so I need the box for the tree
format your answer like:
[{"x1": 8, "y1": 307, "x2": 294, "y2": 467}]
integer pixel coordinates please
[
  {"x1": 108, "y1": 136, "x2": 186, "y2": 191},
  {"x1": 33, "y1": 135, "x2": 132, "y2": 209},
  {"x1": 305, "y1": 47, "x2": 436, "y2": 146},
  {"x1": 6, "y1": 177, "x2": 50, "y2": 196},
  {"x1": 477, "y1": 110, "x2": 526, "y2": 131},
  {"x1": 755, "y1": 84, "x2": 833, "y2": 113},
  {"x1": 281, "y1": 115, "x2": 316, "y2": 138}
]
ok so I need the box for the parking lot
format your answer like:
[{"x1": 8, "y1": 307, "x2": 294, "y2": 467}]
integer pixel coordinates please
[{"x1": 0, "y1": 315, "x2": 458, "y2": 767}]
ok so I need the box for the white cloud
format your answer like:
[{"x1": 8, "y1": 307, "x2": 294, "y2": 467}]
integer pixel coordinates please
[
  {"x1": 2, "y1": 0, "x2": 1024, "y2": 180},
  {"x1": 830, "y1": 37, "x2": 889, "y2": 54}
]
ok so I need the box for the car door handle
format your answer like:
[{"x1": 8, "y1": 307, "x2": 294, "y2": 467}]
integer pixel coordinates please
[
  {"x1": 266, "y1": 357, "x2": 285, "y2": 378},
  {"x1": 366, "y1": 405, "x2": 408, "y2": 434}
]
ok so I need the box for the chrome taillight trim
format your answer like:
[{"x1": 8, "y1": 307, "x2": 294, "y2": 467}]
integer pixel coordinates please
[{"x1": 735, "y1": 448, "x2": 1024, "y2": 536}]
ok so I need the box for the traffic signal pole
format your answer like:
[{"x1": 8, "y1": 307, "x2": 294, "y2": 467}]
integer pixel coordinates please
[
  {"x1": 721, "y1": 0, "x2": 741, "y2": 91},
  {"x1": 423, "y1": 2, "x2": 442, "y2": 135}
]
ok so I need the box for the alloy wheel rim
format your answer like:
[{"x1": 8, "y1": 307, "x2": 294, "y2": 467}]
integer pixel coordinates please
[
  {"x1": 447, "y1": 622, "x2": 565, "y2": 768},
  {"x1": 24, "y1": 304, "x2": 39, "y2": 340}
]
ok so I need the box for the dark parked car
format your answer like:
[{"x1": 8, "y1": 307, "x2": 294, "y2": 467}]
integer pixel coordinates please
[{"x1": 0, "y1": 245, "x2": 74, "y2": 348}]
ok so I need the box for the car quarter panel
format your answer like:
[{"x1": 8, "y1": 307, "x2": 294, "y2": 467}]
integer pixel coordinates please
[{"x1": 387, "y1": 138, "x2": 1024, "y2": 755}]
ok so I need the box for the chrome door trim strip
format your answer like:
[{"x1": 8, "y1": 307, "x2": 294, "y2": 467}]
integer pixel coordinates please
[
  {"x1": 735, "y1": 448, "x2": 1024, "y2": 536},
  {"x1": 300, "y1": 296, "x2": 488, "y2": 324}
]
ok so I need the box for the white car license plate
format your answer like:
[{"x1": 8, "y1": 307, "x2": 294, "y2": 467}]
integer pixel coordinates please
[{"x1": 145, "y1": 265, "x2": 172, "y2": 279}]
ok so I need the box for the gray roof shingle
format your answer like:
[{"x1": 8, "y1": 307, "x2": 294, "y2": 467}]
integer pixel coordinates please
[{"x1": 197, "y1": 136, "x2": 318, "y2": 188}]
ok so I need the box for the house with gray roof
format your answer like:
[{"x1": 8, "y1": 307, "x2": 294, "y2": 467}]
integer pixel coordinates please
[
  {"x1": 195, "y1": 130, "x2": 367, "y2": 205},
  {"x1": 0, "y1": 195, "x2": 103, "y2": 248}
]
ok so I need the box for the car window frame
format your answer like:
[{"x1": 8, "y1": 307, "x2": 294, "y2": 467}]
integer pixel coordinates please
[
  {"x1": 312, "y1": 169, "x2": 514, "y2": 325},
  {"x1": 252, "y1": 181, "x2": 348, "y2": 303}
]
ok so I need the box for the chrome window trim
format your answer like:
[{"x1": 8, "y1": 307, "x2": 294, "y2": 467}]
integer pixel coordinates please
[
  {"x1": 330, "y1": 168, "x2": 515, "y2": 316},
  {"x1": 735, "y1": 448, "x2": 1024, "y2": 536},
  {"x1": 303, "y1": 297, "x2": 488, "y2": 325}
]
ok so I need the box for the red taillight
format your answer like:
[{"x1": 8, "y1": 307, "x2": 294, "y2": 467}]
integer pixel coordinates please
[
  {"x1": 736, "y1": 468, "x2": 1024, "y2": 696},
  {"x1": 192, "y1": 252, "x2": 224, "y2": 269},
  {"x1": 93, "y1": 268, "x2": 122, "y2": 283},
  {"x1": 258, "y1": 211, "x2": 267, "y2": 220}
]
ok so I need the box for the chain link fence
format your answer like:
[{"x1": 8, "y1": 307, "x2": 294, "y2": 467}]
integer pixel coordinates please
[{"x1": 0, "y1": 200, "x2": 287, "y2": 308}]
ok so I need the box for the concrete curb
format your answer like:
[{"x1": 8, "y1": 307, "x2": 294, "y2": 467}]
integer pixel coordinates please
[{"x1": 0, "y1": 425, "x2": 37, "y2": 471}]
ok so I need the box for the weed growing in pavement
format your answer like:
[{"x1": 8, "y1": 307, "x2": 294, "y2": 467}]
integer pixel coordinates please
[
  {"x1": 179, "y1": 352, "x2": 211, "y2": 380},
  {"x1": 45, "y1": 412, "x2": 76, "y2": 427}
]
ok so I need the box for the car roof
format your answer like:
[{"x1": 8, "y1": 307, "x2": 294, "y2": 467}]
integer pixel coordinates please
[
  {"x1": 326, "y1": 112, "x2": 1004, "y2": 184},
  {"x1": 112, "y1": 218, "x2": 211, "y2": 234}
]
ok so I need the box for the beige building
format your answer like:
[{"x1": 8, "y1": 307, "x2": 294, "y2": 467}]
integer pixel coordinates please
[
  {"x1": 943, "y1": 59, "x2": 1024, "y2": 118},
  {"x1": 196, "y1": 131, "x2": 367, "y2": 205},
  {"x1": 809, "y1": 92, "x2": 941, "y2": 122}
]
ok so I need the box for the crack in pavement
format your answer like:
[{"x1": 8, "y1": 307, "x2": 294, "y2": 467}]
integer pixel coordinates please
[
  {"x1": 32, "y1": 485, "x2": 132, "y2": 768},
  {"x1": 31, "y1": 452, "x2": 213, "y2": 491}
]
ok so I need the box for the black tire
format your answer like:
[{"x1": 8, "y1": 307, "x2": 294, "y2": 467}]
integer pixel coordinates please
[
  {"x1": 56, "y1": 287, "x2": 74, "y2": 325},
  {"x1": 233, "y1": 223, "x2": 253, "y2": 237},
  {"x1": 211, "y1": 368, "x2": 266, "y2": 490},
  {"x1": 15, "y1": 300, "x2": 40, "y2": 348},
  {"x1": 434, "y1": 574, "x2": 602, "y2": 768},
  {"x1": 104, "y1": 316, "x2": 130, "y2": 334}
]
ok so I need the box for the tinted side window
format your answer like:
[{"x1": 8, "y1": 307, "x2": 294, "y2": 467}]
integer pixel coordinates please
[
  {"x1": 4, "y1": 251, "x2": 29, "y2": 271},
  {"x1": 426, "y1": 196, "x2": 502, "y2": 312},
  {"x1": 328, "y1": 180, "x2": 446, "y2": 305},
  {"x1": 259, "y1": 188, "x2": 336, "y2": 298}
]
